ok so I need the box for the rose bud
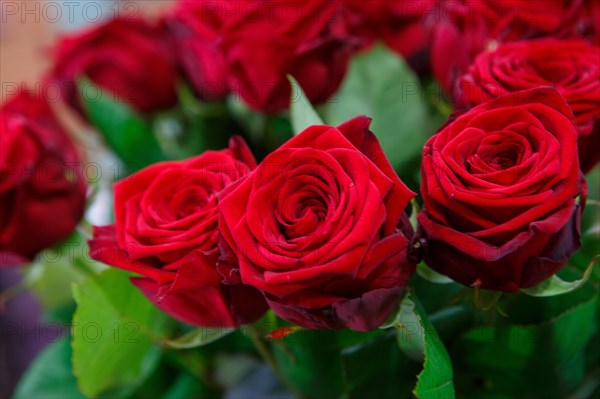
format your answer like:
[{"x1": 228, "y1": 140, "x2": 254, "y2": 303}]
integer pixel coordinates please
[
  {"x1": 163, "y1": 0, "x2": 229, "y2": 101},
  {"x1": 416, "y1": 88, "x2": 585, "y2": 292},
  {"x1": 459, "y1": 38, "x2": 600, "y2": 172},
  {"x1": 89, "y1": 137, "x2": 268, "y2": 327},
  {"x1": 219, "y1": 116, "x2": 416, "y2": 331},
  {"x1": 220, "y1": 0, "x2": 356, "y2": 113},
  {"x1": 49, "y1": 17, "x2": 178, "y2": 115},
  {"x1": 0, "y1": 90, "x2": 87, "y2": 266}
]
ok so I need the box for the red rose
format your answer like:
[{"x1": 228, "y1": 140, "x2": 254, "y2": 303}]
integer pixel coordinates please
[
  {"x1": 0, "y1": 90, "x2": 87, "y2": 266},
  {"x1": 89, "y1": 137, "x2": 268, "y2": 327},
  {"x1": 429, "y1": 0, "x2": 595, "y2": 95},
  {"x1": 220, "y1": 0, "x2": 356, "y2": 113},
  {"x1": 49, "y1": 17, "x2": 178, "y2": 114},
  {"x1": 219, "y1": 116, "x2": 416, "y2": 331},
  {"x1": 342, "y1": 0, "x2": 435, "y2": 67},
  {"x1": 416, "y1": 88, "x2": 585, "y2": 292},
  {"x1": 459, "y1": 38, "x2": 600, "y2": 172},
  {"x1": 428, "y1": 0, "x2": 490, "y2": 94},
  {"x1": 164, "y1": 0, "x2": 229, "y2": 101}
]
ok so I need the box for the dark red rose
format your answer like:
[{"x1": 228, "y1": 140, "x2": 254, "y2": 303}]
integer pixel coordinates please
[
  {"x1": 220, "y1": 0, "x2": 356, "y2": 113},
  {"x1": 219, "y1": 116, "x2": 416, "y2": 331},
  {"x1": 89, "y1": 137, "x2": 268, "y2": 327},
  {"x1": 0, "y1": 90, "x2": 87, "y2": 266},
  {"x1": 429, "y1": 0, "x2": 595, "y2": 95},
  {"x1": 416, "y1": 88, "x2": 585, "y2": 292},
  {"x1": 49, "y1": 17, "x2": 178, "y2": 114},
  {"x1": 342, "y1": 0, "x2": 435, "y2": 68},
  {"x1": 164, "y1": 0, "x2": 229, "y2": 101},
  {"x1": 459, "y1": 38, "x2": 600, "y2": 172}
]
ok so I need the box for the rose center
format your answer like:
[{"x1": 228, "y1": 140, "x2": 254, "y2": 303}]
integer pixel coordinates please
[
  {"x1": 472, "y1": 141, "x2": 523, "y2": 171},
  {"x1": 296, "y1": 198, "x2": 327, "y2": 221},
  {"x1": 535, "y1": 62, "x2": 574, "y2": 84},
  {"x1": 170, "y1": 187, "x2": 211, "y2": 218},
  {"x1": 281, "y1": 194, "x2": 328, "y2": 239}
]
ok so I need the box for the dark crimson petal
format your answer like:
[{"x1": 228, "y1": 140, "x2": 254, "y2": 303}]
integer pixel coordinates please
[
  {"x1": 265, "y1": 296, "x2": 345, "y2": 330},
  {"x1": 337, "y1": 116, "x2": 415, "y2": 235},
  {"x1": 132, "y1": 278, "x2": 238, "y2": 327},
  {"x1": 333, "y1": 287, "x2": 403, "y2": 332},
  {"x1": 520, "y1": 202, "x2": 582, "y2": 287},
  {"x1": 89, "y1": 226, "x2": 173, "y2": 285}
]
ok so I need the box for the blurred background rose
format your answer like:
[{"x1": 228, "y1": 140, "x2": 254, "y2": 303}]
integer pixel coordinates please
[
  {"x1": 0, "y1": 2, "x2": 172, "y2": 397},
  {"x1": 0, "y1": 0, "x2": 173, "y2": 94}
]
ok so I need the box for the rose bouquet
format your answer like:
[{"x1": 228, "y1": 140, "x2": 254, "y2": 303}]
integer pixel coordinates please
[{"x1": 1, "y1": 1, "x2": 599, "y2": 399}]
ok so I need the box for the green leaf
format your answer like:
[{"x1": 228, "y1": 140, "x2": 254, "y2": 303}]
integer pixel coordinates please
[
  {"x1": 78, "y1": 78, "x2": 164, "y2": 172},
  {"x1": 409, "y1": 198, "x2": 420, "y2": 231},
  {"x1": 23, "y1": 258, "x2": 85, "y2": 310},
  {"x1": 385, "y1": 293, "x2": 425, "y2": 361},
  {"x1": 325, "y1": 44, "x2": 433, "y2": 173},
  {"x1": 391, "y1": 291, "x2": 456, "y2": 399},
  {"x1": 23, "y1": 231, "x2": 105, "y2": 310},
  {"x1": 162, "y1": 327, "x2": 235, "y2": 349},
  {"x1": 411, "y1": 274, "x2": 465, "y2": 315},
  {"x1": 288, "y1": 75, "x2": 324, "y2": 135},
  {"x1": 417, "y1": 262, "x2": 454, "y2": 285},
  {"x1": 13, "y1": 337, "x2": 84, "y2": 399},
  {"x1": 454, "y1": 294, "x2": 599, "y2": 398},
  {"x1": 71, "y1": 268, "x2": 172, "y2": 397},
  {"x1": 521, "y1": 255, "x2": 598, "y2": 297},
  {"x1": 505, "y1": 267, "x2": 597, "y2": 326}
]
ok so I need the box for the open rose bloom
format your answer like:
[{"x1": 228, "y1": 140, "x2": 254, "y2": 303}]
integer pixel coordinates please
[
  {"x1": 218, "y1": 116, "x2": 416, "y2": 331},
  {"x1": 417, "y1": 89, "x2": 585, "y2": 291},
  {"x1": 3, "y1": 1, "x2": 599, "y2": 398},
  {"x1": 89, "y1": 137, "x2": 268, "y2": 327},
  {"x1": 459, "y1": 38, "x2": 600, "y2": 172}
]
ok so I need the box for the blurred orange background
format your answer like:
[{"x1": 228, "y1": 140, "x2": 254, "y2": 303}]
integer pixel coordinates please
[{"x1": 0, "y1": 0, "x2": 173, "y2": 101}]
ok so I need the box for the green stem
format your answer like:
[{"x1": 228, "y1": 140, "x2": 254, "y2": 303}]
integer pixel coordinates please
[
  {"x1": 163, "y1": 349, "x2": 221, "y2": 393},
  {"x1": 247, "y1": 325, "x2": 307, "y2": 399}
]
